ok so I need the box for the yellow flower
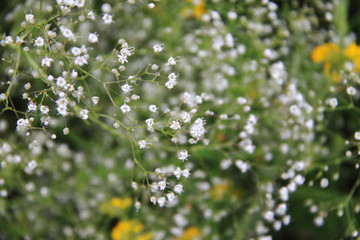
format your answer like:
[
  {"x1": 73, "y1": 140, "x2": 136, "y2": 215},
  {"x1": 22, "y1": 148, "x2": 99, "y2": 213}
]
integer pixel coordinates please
[
  {"x1": 192, "y1": 2, "x2": 206, "y2": 20},
  {"x1": 175, "y1": 227, "x2": 201, "y2": 240},
  {"x1": 344, "y1": 42, "x2": 360, "y2": 60},
  {"x1": 310, "y1": 43, "x2": 339, "y2": 63},
  {"x1": 111, "y1": 197, "x2": 133, "y2": 210},
  {"x1": 111, "y1": 220, "x2": 149, "y2": 240},
  {"x1": 344, "y1": 42, "x2": 360, "y2": 71},
  {"x1": 181, "y1": 0, "x2": 207, "y2": 20}
]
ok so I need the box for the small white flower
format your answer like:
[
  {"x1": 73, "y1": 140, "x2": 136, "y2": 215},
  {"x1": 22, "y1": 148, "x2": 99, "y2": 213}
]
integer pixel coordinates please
[
  {"x1": 24, "y1": 83, "x2": 31, "y2": 90},
  {"x1": 117, "y1": 54, "x2": 128, "y2": 64},
  {"x1": 173, "y1": 184, "x2": 183, "y2": 195},
  {"x1": 74, "y1": 56, "x2": 88, "y2": 66},
  {"x1": 168, "y1": 57, "x2": 176, "y2": 65},
  {"x1": 56, "y1": 77, "x2": 67, "y2": 88},
  {"x1": 355, "y1": 131, "x2": 360, "y2": 140},
  {"x1": 138, "y1": 140, "x2": 149, "y2": 149},
  {"x1": 182, "y1": 112, "x2": 191, "y2": 123},
  {"x1": 170, "y1": 121, "x2": 181, "y2": 130},
  {"x1": 149, "y1": 104, "x2": 158, "y2": 113},
  {"x1": 74, "y1": 0, "x2": 85, "y2": 8},
  {"x1": 327, "y1": 98, "x2": 338, "y2": 109},
  {"x1": 91, "y1": 96, "x2": 99, "y2": 105},
  {"x1": 347, "y1": 86, "x2": 357, "y2": 96},
  {"x1": 177, "y1": 150, "x2": 189, "y2": 161},
  {"x1": 120, "y1": 104, "x2": 131, "y2": 113},
  {"x1": 121, "y1": 83, "x2": 132, "y2": 93},
  {"x1": 235, "y1": 160, "x2": 250, "y2": 173},
  {"x1": 88, "y1": 33, "x2": 98, "y2": 43},
  {"x1": 34, "y1": 37, "x2": 44, "y2": 47},
  {"x1": 63, "y1": 127, "x2": 70, "y2": 135},
  {"x1": 25, "y1": 14, "x2": 35, "y2": 24},
  {"x1": 28, "y1": 102, "x2": 37, "y2": 112},
  {"x1": 41, "y1": 57, "x2": 54, "y2": 67},
  {"x1": 28, "y1": 160, "x2": 37, "y2": 170},
  {"x1": 102, "y1": 13, "x2": 113, "y2": 24},
  {"x1": 71, "y1": 47, "x2": 81, "y2": 56},
  {"x1": 320, "y1": 178, "x2": 329, "y2": 188},
  {"x1": 153, "y1": 43, "x2": 164, "y2": 53},
  {"x1": 39, "y1": 105, "x2": 49, "y2": 114},
  {"x1": 148, "y1": 3, "x2": 155, "y2": 8},
  {"x1": 60, "y1": 27, "x2": 75, "y2": 41},
  {"x1": 157, "y1": 197, "x2": 166, "y2": 207},
  {"x1": 79, "y1": 109, "x2": 89, "y2": 120},
  {"x1": 158, "y1": 180, "x2": 166, "y2": 191},
  {"x1": 167, "y1": 192, "x2": 176, "y2": 202},
  {"x1": 150, "y1": 196, "x2": 157, "y2": 205},
  {"x1": 182, "y1": 169, "x2": 191, "y2": 178},
  {"x1": 173, "y1": 167, "x2": 182, "y2": 179},
  {"x1": 145, "y1": 118, "x2": 154, "y2": 128}
]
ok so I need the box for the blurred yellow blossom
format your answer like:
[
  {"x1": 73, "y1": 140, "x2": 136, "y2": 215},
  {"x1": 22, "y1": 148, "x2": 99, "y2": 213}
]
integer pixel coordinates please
[
  {"x1": 175, "y1": 227, "x2": 201, "y2": 240},
  {"x1": 100, "y1": 197, "x2": 133, "y2": 216},
  {"x1": 181, "y1": 0, "x2": 207, "y2": 20},
  {"x1": 311, "y1": 43, "x2": 340, "y2": 63},
  {"x1": 111, "y1": 197, "x2": 132, "y2": 210},
  {"x1": 310, "y1": 42, "x2": 360, "y2": 83},
  {"x1": 111, "y1": 220, "x2": 152, "y2": 240}
]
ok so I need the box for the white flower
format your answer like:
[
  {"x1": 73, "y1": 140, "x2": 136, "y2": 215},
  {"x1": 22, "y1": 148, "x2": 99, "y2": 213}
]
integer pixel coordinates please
[
  {"x1": 153, "y1": 43, "x2": 164, "y2": 53},
  {"x1": 88, "y1": 33, "x2": 98, "y2": 43},
  {"x1": 182, "y1": 169, "x2": 191, "y2": 178},
  {"x1": 41, "y1": 57, "x2": 54, "y2": 67},
  {"x1": 149, "y1": 104, "x2": 158, "y2": 113},
  {"x1": 56, "y1": 77, "x2": 67, "y2": 88},
  {"x1": 121, "y1": 83, "x2": 132, "y2": 93},
  {"x1": 320, "y1": 178, "x2": 329, "y2": 188},
  {"x1": 74, "y1": 56, "x2": 88, "y2": 66},
  {"x1": 28, "y1": 102, "x2": 37, "y2": 112},
  {"x1": 145, "y1": 118, "x2": 154, "y2": 128},
  {"x1": 173, "y1": 167, "x2": 182, "y2": 179},
  {"x1": 28, "y1": 160, "x2": 37, "y2": 170},
  {"x1": 34, "y1": 37, "x2": 44, "y2": 47},
  {"x1": 347, "y1": 86, "x2": 357, "y2": 96},
  {"x1": 182, "y1": 112, "x2": 191, "y2": 123},
  {"x1": 173, "y1": 184, "x2": 183, "y2": 195},
  {"x1": 166, "y1": 192, "x2": 176, "y2": 202},
  {"x1": 120, "y1": 104, "x2": 131, "y2": 113},
  {"x1": 79, "y1": 109, "x2": 89, "y2": 120},
  {"x1": 150, "y1": 196, "x2": 157, "y2": 205},
  {"x1": 74, "y1": 0, "x2": 85, "y2": 8},
  {"x1": 170, "y1": 121, "x2": 181, "y2": 130},
  {"x1": 235, "y1": 160, "x2": 250, "y2": 173},
  {"x1": 189, "y1": 119, "x2": 205, "y2": 140},
  {"x1": 157, "y1": 197, "x2": 166, "y2": 207},
  {"x1": 91, "y1": 96, "x2": 99, "y2": 105},
  {"x1": 102, "y1": 13, "x2": 113, "y2": 24},
  {"x1": 168, "y1": 57, "x2": 176, "y2": 65},
  {"x1": 138, "y1": 140, "x2": 150, "y2": 149},
  {"x1": 71, "y1": 47, "x2": 81, "y2": 56},
  {"x1": 39, "y1": 105, "x2": 49, "y2": 114},
  {"x1": 117, "y1": 54, "x2": 128, "y2": 64},
  {"x1": 158, "y1": 181, "x2": 166, "y2": 191},
  {"x1": 327, "y1": 97, "x2": 338, "y2": 109},
  {"x1": 177, "y1": 150, "x2": 189, "y2": 161},
  {"x1": 25, "y1": 14, "x2": 35, "y2": 24},
  {"x1": 0, "y1": 93, "x2": 6, "y2": 101},
  {"x1": 60, "y1": 27, "x2": 75, "y2": 41},
  {"x1": 355, "y1": 131, "x2": 360, "y2": 140}
]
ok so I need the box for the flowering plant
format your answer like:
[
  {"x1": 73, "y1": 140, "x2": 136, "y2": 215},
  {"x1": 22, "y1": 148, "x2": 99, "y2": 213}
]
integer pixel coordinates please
[{"x1": 1, "y1": 0, "x2": 360, "y2": 239}]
